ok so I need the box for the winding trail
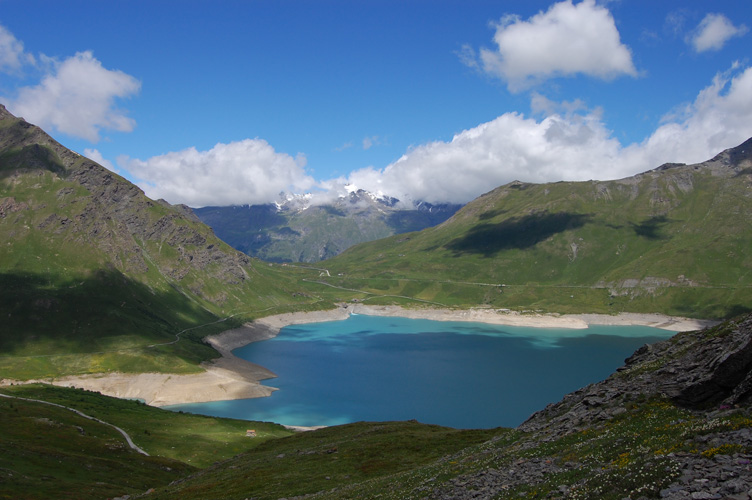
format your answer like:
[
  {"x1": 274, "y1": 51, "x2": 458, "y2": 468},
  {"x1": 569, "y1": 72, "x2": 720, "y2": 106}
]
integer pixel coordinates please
[
  {"x1": 0, "y1": 392, "x2": 149, "y2": 455},
  {"x1": 300, "y1": 278, "x2": 448, "y2": 307}
]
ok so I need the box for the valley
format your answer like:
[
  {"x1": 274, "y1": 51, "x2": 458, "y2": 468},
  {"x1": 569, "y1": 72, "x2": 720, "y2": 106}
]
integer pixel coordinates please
[{"x1": 1, "y1": 105, "x2": 752, "y2": 499}]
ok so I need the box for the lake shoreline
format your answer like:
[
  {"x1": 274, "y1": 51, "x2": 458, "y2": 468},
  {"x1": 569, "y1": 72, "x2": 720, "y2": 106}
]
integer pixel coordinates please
[{"x1": 15, "y1": 305, "x2": 717, "y2": 408}]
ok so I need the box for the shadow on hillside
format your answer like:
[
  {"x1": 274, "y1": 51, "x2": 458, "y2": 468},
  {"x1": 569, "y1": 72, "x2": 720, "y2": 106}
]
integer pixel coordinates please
[
  {"x1": 478, "y1": 208, "x2": 509, "y2": 221},
  {"x1": 193, "y1": 204, "x2": 289, "y2": 233},
  {"x1": 0, "y1": 269, "x2": 219, "y2": 357},
  {"x1": 445, "y1": 212, "x2": 591, "y2": 257},
  {"x1": 317, "y1": 205, "x2": 346, "y2": 217},
  {"x1": 724, "y1": 305, "x2": 752, "y2": 319},
  {"x1": 0, "y1": 144, "x2": 66, "y2": 179},
  {"x1": 386, "y1": 206, "x2": 460, "y2": 234},
  {"x1": 631, "y1": 215, "x2": 670, "y2": 240},
  {"x1": 735, "y1": 167, "x2": 752, "y2": 178}
]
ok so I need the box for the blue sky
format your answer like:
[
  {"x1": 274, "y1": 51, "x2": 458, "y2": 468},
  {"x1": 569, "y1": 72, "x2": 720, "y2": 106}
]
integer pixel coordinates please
[{"x1": 1, "y1": 0, "x2": 750, "y2": 207}]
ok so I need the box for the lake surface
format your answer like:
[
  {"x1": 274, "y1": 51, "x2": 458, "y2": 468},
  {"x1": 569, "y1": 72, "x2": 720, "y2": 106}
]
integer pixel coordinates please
[{"x1": 167, "y1": 314, "x2": 673, "y2": 429}]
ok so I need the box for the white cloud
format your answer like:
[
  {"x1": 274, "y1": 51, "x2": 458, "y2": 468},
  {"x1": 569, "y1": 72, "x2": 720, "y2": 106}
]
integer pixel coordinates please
[
  {"x1": 8, "y1": 51, "x2": 140, "y2": 142},
  {"x1": 340, "y1": 64, "x2": 752, "y2": 205},
  {"x1": 474, "y1": 0, "x2": 637, "y2": 92},
  {"x1": 635, "y1": 63, "x2": 752, "y2": 164},
  {"x1": 0, "y1": 24, "x2": 35, "y2": 72},
  {"x1": 117, "y1": 139, "x2": 315, "y2": 208},
  {"x1": 689, "y1": 13, "x2": 748, "y2": 53},
  {"x1": 344, "y1": 111, "x2": 623, "y2": 204}
]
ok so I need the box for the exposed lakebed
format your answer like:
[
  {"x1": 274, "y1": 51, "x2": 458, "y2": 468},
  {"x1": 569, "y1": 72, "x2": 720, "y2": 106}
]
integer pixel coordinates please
[{"x1": 167, "y1": 314, "x2": 673, "y2": 429}]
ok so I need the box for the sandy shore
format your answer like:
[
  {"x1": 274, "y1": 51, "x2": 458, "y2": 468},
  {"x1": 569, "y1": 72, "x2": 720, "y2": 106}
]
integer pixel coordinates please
[
  {"x1": 344, "y1": 304, "x2": 716, "y2": 332},
  {"x1": 8, "y1": 305, "x2": 716, "y2": 407}
]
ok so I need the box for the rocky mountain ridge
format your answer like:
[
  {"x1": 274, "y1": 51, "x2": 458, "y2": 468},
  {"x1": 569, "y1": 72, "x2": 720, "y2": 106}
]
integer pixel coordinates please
[
  {"x1": 193, "y1": 189, "x2": 461, "y2": 262},
  {"x1": 0, "y1": 104, "x2": 255, "y2": 302}
]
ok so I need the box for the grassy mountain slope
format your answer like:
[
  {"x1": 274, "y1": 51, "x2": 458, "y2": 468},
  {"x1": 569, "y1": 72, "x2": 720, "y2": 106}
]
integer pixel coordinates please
[
  {"x1": 322, "y1": 140, "x2": 752, "y2": 318},
  {"x1": 193, "y1": 196, "x2": 461, "y2": 263},
  {"x1": 0, "y1": 384, "x2": 294, "y2": 499},
  {"x1": 0, "y1": 105, "x2": 328, "y2": 379}
]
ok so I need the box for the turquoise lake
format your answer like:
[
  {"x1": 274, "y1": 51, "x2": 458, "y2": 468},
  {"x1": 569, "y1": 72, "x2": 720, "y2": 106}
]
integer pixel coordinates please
[{"x1": 167, "y1": 314, "x2": 673, "y2": 429}]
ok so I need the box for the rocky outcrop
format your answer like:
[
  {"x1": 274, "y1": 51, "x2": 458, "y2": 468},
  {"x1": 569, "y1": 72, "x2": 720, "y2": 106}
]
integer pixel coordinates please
[{"x1": 519, "y1": 315, "x2": 752, "y2": 436}]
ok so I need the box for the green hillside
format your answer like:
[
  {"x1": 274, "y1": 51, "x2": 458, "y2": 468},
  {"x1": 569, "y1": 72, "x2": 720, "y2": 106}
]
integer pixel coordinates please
[
  {"x1": 322, "y1": 141, "x2": 752, "y2": 319},
  {"x1": 0, "y1": 384, "x2": 294, "y2": 499},
  {"x1": 0, "y1": 105, "x2": 332, "y2": 380}
]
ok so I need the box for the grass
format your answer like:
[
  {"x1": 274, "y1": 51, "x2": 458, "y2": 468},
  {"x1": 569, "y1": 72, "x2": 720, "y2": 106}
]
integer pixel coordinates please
[
  {"x1": 149, "y1": 420, "x2": 508, "y2": 500},
  {"x1": 320, "y1": 172, "x2": 752, "y2": 318},
  {"x1": 293, "y1": 397, "x2": 752, "y2": 500},
  {"x1": 0, "y1": 123, "x2": 344, "y2": 381},
  {"x1": 1, "y1": 384, "x2": 294, "y2": 468},
  {"x1": 0, "y1": 270, "x2": 232, "y2": 378},
  {"x1": 0, "y1": 388, "x2": 195, "y2": 500},
  {"x1": 0, "y1": 386, "x2": 508, "y2": 500},
  {"x1": 5, "y1": 386, "x2": 752, "y2": 500}
]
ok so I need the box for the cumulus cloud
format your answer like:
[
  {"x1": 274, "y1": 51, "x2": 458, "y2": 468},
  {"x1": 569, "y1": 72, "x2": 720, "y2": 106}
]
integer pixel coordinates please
[
  {"x1": 344, "y1": 111, "x2": 623, "y2": 204},
  {"x1": 8, "y1": 51, "x2": 140, "y2": 142},
  {"x1": 0, "y1": 24, "x2": 35, "y2": 72},
  {"x1": 107, "y1": 65, "x2": 752, "y2": 209},
  {"x1": 340, "y1": 64, "x2": 752, "y2": 204},
  {"x1": 635, "y1": 63, "x2": 752, "y2": 163},
  {"x1": 117, "y1": 139, "x2": 315, "y2": 208},
  {"x1": 472, "y1": 0, "x2": 637, "y2": 91},
  {"x1": 688, "y1": 13, "x2": 748, "y2": 53}
]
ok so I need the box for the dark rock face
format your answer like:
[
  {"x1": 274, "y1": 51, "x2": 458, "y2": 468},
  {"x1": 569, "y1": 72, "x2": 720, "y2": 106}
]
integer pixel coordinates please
[
  {"x1": 621, "y1": 315, "x2": 752, "y2": 409},
  {"x1": 520, "y1": 315, "x2": 752, "y2": 437}
]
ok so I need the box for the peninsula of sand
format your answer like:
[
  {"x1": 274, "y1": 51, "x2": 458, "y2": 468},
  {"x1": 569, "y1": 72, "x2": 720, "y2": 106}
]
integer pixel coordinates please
[{"x1": 12, "y1": 305, "x2": 717, "y2": 407}]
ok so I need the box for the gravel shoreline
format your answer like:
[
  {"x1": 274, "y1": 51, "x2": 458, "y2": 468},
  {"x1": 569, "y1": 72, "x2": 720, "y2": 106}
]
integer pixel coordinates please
[{"x1": 18, "y1": 305, "x2": 717, "y2": 407}]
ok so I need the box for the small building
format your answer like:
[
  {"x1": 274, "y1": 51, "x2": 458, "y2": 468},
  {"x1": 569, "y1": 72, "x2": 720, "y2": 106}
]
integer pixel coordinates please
[{"x1": 246, "y1": 429, "x2": 256, "y2": 437}]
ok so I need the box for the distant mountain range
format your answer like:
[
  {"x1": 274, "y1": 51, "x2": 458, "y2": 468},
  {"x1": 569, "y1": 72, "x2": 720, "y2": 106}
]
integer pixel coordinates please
[{"x1": 193, "y1": 190, "x2": 461, "y2": 262}]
